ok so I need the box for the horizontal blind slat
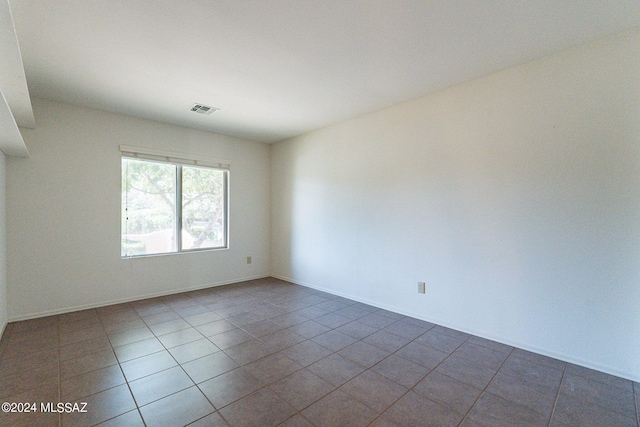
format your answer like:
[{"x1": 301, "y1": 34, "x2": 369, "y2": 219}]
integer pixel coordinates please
[{"x1": 120, "y1": 145, "x2": 230, "y2": 169}]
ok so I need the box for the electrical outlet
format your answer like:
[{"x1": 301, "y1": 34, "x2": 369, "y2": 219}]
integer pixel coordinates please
[
  {"x1": 418, "y1": 282, "x2": 426, "y2": 294},
  {"x1": 247, "y1": 256, "x2": 252, "y2": 264}
]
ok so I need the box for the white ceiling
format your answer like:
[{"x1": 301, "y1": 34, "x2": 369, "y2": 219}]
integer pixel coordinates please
[{"x1": 8, "y1": 0, "x2": 640, "y2": 143}]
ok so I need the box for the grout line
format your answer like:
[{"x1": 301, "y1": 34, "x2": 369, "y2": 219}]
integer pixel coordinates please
[
  {"x1": 548, "y1": 363, "x2": 568, "y2": 427},
  {"x1": 457, "y1": 346, "x2": 517, "y2": 427},
  {"x1": 634, "y1": 388, "x2": 640, "y2": 427},
  {"x1": 93, "y1": 307, "x2": 145, "y2": 427},
  {"x1": 3, "y1": 279, "x2": 637, "y2": 427},
  {"x1": 353, "y1": 321, "x2": 458, "y2": 425}
]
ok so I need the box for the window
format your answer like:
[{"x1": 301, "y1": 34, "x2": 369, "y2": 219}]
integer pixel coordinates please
[{"x1": 121, "y1": 147, "x2": 229, "y2": 257}]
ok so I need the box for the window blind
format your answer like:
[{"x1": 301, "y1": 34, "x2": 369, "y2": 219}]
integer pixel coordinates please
[{"x1": 119, "y1": 145, "x2": 230, "y2": 170}]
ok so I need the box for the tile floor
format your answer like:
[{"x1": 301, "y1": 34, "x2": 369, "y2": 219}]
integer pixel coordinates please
[{"x1": 0, "y1": 277, "x2": 638, "y2": 427}]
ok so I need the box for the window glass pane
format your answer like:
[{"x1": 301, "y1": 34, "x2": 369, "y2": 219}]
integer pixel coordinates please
[
  {"x1": 122, "y1": 158, "x2": 177, "y2": 256},
  {"x1": 181, "y1": 166, "x2": 226, "y2": 250}
]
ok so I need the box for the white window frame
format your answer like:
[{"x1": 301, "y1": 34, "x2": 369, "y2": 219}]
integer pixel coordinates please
[{"x1": 121, "y1": 145, "x2": 230, "y2": 257}]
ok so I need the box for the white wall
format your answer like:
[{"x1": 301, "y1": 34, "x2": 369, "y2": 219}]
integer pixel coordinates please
[
  {"x1": 0, "y1": 152, "x2": 6, "y2": 338},
  {"x1": 7, "y1": 99, "x2": 271, "y2": 319},
  {"x1": 271, "y1": 30, "x2": 640, "y2": 381}
]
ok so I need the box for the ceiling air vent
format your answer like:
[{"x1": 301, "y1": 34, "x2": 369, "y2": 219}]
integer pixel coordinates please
[{"x1": 190, "y1": 104, "x2": 219, "y2": 115}]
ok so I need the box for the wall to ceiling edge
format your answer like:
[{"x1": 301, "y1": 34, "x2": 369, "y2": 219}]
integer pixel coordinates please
[
  {"x1": 271, "y1": 29, "x2": 640, "y2": 381},
  {"x1": 6, "y1": 98, "x2": 272, "y2": 320},
  {"x1": 4, "y1": 28, "x2": 639, "y2": 382}
]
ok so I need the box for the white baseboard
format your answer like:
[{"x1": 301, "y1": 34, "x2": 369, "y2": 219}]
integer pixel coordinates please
[
  {"x1": 272, "y1": 274, "x2": 640, "y2": 383},
  {"x1": 8, "y1": 274, "x2": 271, "y2": 322}
]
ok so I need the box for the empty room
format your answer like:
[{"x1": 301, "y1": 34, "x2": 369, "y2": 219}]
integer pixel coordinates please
[{"x1": 0, "y1": 1, "x2": 639, "y2": 426}]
